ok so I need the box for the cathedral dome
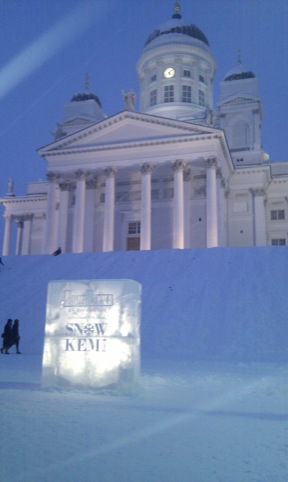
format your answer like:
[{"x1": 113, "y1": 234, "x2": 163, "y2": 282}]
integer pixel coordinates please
[
  {"x1": 224, "y1": 57, "x2": 255, "y2": 82},
  {"x1": 145, "y1": 18, "x2": 209, "y2": 48},
  {"x1": 144, "y1": 2, "x2": 209, "y2": 49},
  {"x1": 70, "y1": 74, "x2": 102, "y2": 107},
  {"x1": 70, "y1": 91, "x2": 102, "y2": 108},
  {"x1": 137, "y1": 2, "x2": 216, "y2": 120}
]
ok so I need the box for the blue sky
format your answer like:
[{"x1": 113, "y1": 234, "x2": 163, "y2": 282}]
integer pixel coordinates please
[{"x1": 0, "y1": 0, "x2": 287, "y2": 242}]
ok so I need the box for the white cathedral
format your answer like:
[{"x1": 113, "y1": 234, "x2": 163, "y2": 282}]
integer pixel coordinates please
[{"x1": 1, "y1": 2, "x2": 288, "y2": 256}]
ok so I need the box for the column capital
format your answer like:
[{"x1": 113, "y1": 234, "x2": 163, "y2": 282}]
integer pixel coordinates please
[
  {"x1": 251, "y1": 188, "x2": 266, "y2": 197},
  {"x1": 205, "y1": 157, "x2": 217, "y2": 168},
  {"x1": 59, "y1": 180, "x2": 71, "y2": 191},
  {"x1": 46, "y1": 171, "x2": 60, "y2": 182},
  {"x1": 105, "y1": 167, "x2": 118, "y2": 177},
  {"x1": 141, "y1": 163, "x2": 154, "y2": 174},
  {"x1": 15, "y1": 217, "x2": 24, "y2": 227},
  {"x1": 86, "y1": 176, "x2": 98, "y2": 189},
  {"x1": 75, "y1": 169, "x2": 88, "y2": 180},
  {"x1": 172, "y1": 159, "x2": 186, "y2": 172}
]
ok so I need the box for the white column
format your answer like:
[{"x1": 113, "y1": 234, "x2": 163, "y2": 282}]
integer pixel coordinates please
[
  {"x1": 22, "y1": 214, "x2": 33, "y2": 255},
  {"x1": 140, "y1": 163, "x2": 153, "y2": 250},
  {"x1": 15, "y1": 218, "x2": 24, "y2": 255},
  {"x1": 216, "y1": 168, "x2": 227, "y2": 247},
  {"x1": 2, "y1": 214, "x2": 12, "y2": 256},
  {"x1": 184, "y1": 169, "x2": 191, "y2": 248},
  {"x1": 41, "y1": 214, "x2": 47, "y2": 254},
  {"x1": 43, "y1": 172, "x2": 58, "y2": 254},
  {"x1": 57, "y1": 180, "x2": 70, "y2": 253},
  {"x1": 172, "y1": 160, "x2": 186, "y2": 249},
  {"x1": 206, "y1": 157, "x2": 219, "y2": 248},
  {"x1": 103, "y1": 167, "x2": 117, "y2": 252},
  {"x1": 73, "y1": 170, "x2": 87, "y2": 253},
  {"x1": 252, "y1": 188, "x2": 266, "y2": 246},
  {"x1": 223, "y1": 185, "x2": 230, "y2": 247},
  {"x1": 85, "y1": 177, "x2": 98, "y2": 252}
]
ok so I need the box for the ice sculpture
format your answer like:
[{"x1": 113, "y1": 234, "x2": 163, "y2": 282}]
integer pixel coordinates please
[{"x1": 42, "y1": 279, "x2": 141, "y2": 391}]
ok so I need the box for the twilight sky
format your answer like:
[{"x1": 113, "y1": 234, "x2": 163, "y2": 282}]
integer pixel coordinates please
[{"x1": 0, "y1": 0, "x2": 287, "y2": 241}]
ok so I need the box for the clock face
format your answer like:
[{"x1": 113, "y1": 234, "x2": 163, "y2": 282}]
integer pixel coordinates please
[{"x1": 164, "y1": 67, "x2": 175, "y2": 79}]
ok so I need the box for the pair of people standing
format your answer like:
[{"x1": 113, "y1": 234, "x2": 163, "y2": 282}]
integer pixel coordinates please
[{"x1": 1, "y1": 319, "x2": 21, "y2": 354}]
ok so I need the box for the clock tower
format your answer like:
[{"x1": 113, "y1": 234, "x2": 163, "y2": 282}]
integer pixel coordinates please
[{"x1": 137, "y1": 2, "x2": 216, "y2": 122}]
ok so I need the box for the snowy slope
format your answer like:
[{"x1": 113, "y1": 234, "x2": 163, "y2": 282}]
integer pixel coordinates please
[{"x1": 1, "y1": 247, "x2": 288, "y2": 361}]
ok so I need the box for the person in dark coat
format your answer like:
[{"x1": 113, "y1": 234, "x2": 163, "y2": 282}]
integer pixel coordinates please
[
  {"x1": 1, "y1": 319, "x2": 12, "y2": 354},
  {"x1": 10, "y1": 319, "x2": 21, "y2": 354}
]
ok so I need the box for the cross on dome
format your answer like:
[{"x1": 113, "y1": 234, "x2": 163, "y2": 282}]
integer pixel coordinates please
[
  {"x1": 84, "y1": 72, "x2": 90, "y2": 91},
  {"x1": 70, "y1": 74, "x2": 102, "y2": 107},
  {"x1": 172, "y1": 1, "x2": 181, "y2": 19},
  {"x1": 237, "y1": 50, "x2": 242, "y2": 65}
]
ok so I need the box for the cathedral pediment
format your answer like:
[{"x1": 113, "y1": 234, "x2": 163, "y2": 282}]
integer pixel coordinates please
[
  {"x1": 61, "y1": 116, "x2": 97, "y2": 125},
  {"x1": 38, "y1": 111, "x2": 217, "y2": 156},
  {"x1": 219, "y1": 94, "x2": 260, "y2": 108}
]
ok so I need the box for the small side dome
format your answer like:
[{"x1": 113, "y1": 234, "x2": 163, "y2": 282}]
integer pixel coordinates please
[
  {"x1": 70, "y1": 74, "x2": 102, "y2": 107},
  {"x1": 53, "y1": 74, "x2": 106, "y2": 141},
  {"x1": 70, "y1": 91, "x2": 102, "y2": 107},
  {"x1": 224, "y1": 53, "x2": 255, "y2": 81},
  {"x1": 144, "y1": 1, "x2": 209, "y2": 47}
]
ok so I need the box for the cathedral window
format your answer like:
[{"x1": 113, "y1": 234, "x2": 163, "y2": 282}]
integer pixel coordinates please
[
  {"x1": 183, "y1": 69, "x2": 191, "y2": 78},
  {"x1": 164, "y1": 85, "x2": 174, "y2": 103},
  {"x1": 271, "y1": 210, "x2": 285, "y2": 221},
  {"x1": 151, "y1": 74, "x2": 157, "y2": 82},
  {"x1": 271, "y1": 238, "x2": 286, "y2": 245},
  {"x1": 199, "y1": 89, "x2": 205, "y2": 106},
  {"x1": 128, "y1": 221, "x2": 141, "y2": 235},
  {"x1": 182, "y1": 85, "x2": 192, "y2": 103},
  {"x1": 150, "y1": 89, "x2": 157, "y2": 106},
  {"x1": 127, "y1": 222, "x2": 141, "y2": 251},
  {"x1": 199, "y1": 74, "x2": 205, "y2": 83}
]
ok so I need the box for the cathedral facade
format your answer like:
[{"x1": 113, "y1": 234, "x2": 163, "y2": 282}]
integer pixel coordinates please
[{"x1": 2, "y1": 3, "x2": 288, "y2": 256}]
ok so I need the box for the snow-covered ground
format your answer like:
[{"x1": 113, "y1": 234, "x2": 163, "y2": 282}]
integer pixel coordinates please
[{"x1": 1, "y1": 248, "x2": 288, "y2": 481}]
